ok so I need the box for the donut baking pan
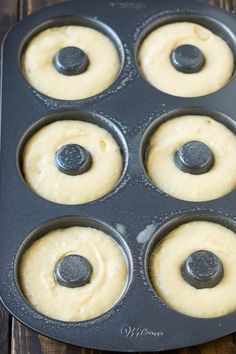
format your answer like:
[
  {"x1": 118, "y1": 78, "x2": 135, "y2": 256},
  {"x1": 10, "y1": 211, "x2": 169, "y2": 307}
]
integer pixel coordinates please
[{"x1": 1, "y1": 0, "x2": 236, "y2": 351}]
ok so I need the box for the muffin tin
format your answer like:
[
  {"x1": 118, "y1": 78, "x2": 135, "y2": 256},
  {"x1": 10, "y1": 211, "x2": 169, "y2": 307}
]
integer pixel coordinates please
[{"x1": 1, "y1": 0, "x2": 236, "y2": 351}]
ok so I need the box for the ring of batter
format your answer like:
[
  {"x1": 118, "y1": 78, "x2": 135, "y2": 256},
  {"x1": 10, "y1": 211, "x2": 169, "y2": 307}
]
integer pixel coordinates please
[
  {"x1": 22, "y1": 26, "x2": 120, "y2": 100},
  {"x1": 150, "y1": 220, "x2": 236, "y2": 318},
  {"x1": 138, "y1": 22, "x2": 234, "y2": 97},
  {"x1": 22, "y1": 120, "x2": 123, "y2": 205},
  {"x1": 19, "y1": 226, "x2": 127, "y2": 322},
  {"x1": 146, "y1": 115, "x2": 236, "y2": 201}
]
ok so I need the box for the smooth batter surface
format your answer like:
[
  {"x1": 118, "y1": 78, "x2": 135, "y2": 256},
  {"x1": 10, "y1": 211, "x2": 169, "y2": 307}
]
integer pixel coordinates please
[
  {"x1": 22, "y1": 120, "x2": 123, "y2": 205},
  {"x1": 22, "y1": 26, "x2": 120, "y2": 100},
  {"x1": 20, "y1": 226, "x2": 127, "y2": 322},
  {"x1": 150, "y1": 221, "x2": 236, "y2": 318},
  {"x1": 146, "y1": 115, "x2": 236, "y2": 201},
  {"x1": 138, "y1": 22, "x2": 234, "y2": 97}
]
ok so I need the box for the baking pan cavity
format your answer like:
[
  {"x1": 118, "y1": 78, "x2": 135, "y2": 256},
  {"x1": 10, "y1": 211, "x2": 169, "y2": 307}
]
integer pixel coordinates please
[
  {"x1": 135, "y1": 11, "x2": 236, "y2": 97},
  {"x1": 145, "y1": 211, "x2": 236, "y2": 319},
  {"x1": 19, "y1": 16, "x2": 125, "y2": 101},
  {"x1": 17, "y1": 110, "x2": 129, "y2": 205},
  {"x1": 140, "y1": 107, "x2": 236, "y2": 202},
  {"x1": 15, "y1": 215, "x2": 132, "y2": 322}
]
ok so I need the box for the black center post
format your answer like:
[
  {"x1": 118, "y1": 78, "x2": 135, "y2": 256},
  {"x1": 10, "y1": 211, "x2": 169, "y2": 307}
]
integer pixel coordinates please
[
  {"x1": 181, "y1": 250, "x2": 224, "y2": 289},
  {"x1": 174, "y1": 140, "x2": 214, "y2": 175},
  {"x1": 54, "y1": 254, "x2": 93, "y2": 288},
  {"x1": 171, "y1": 44, "x2": 205, "y2": 74},
  {"x1": 53, "y1": 46, "x2": 89, "y2": 76},
  {"x1": 55, "y1": 144, "x2": 92, "y2": 176}
]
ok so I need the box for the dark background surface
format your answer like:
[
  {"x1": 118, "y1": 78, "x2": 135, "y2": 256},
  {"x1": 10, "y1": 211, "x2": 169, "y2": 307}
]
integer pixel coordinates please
[{"x1": 1, "y1": 0, "x2": 236, "y2": 353}]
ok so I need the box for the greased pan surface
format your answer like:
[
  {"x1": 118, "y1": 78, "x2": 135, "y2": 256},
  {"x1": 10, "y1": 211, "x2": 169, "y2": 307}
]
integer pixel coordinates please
[{"x1": 1, "y1": 0, "x2": 236, "y2": 351}]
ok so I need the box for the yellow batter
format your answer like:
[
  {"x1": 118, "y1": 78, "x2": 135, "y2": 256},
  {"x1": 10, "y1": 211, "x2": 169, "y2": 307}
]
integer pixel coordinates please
[
  {"x1": 22, "y1": 120, "x2": 123, "y2": 205},
  {"x1": 22, "y1": 26, "x2": 120, "y2": 100},
  {"x1": 138, "y1": 22, "x2": 234, "y2": 97},
  {"x1": 19, "y1": 226, "x2": 127, "y2": 322},
  {"x1": 150, "y1": 221, "x2": 236, "y2": 318},
  {"x1": 146, "y1": 115, "x2": 236, "y2": 201}
]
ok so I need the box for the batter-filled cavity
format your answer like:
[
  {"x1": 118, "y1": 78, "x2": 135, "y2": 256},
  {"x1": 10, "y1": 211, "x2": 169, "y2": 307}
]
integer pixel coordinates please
[
  {"x1": 150, "y1": 221, "x2": 236, "y2": 318},
  {"x1": 19, "y1": 226, "x2": 127, "y2": 322},
  {"x1": 138, "y1": 22, "x2": 234, "y2": 97},
  {"x1": 146, "y1": 115, "x2": 236, "y2": 201},
  {"x1": 22, "y1": 26, "x2": 120, "y2": 100},
  {"x1": 22, "y1": 120, "x2": 123, "y2": 204}
]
